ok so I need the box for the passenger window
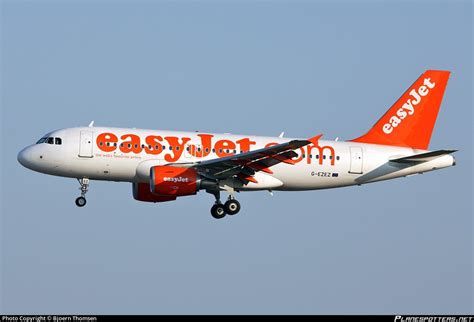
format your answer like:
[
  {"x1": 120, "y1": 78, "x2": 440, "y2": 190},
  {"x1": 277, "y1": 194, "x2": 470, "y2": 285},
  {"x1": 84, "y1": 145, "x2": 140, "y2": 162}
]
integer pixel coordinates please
[
  {"x1": 55, "y1": 137, "x2": 62, "y2": 145},
  {"x1": 46, "y1": 137, "x2": 54, "y2": 144}
]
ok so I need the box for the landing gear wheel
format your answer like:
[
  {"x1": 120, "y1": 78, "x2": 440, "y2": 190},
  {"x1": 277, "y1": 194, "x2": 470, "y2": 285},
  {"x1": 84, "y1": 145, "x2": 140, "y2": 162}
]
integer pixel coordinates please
[
  {"x1": 224, "y1": 199, "x2": 241, "y2": 215},
  {"x1": 76, "y1": 178, "x2": 90, "y2": 207},
  {"x1": 211, "y1": 204, "x2": 226, "y2": 219},
  {"x1": 75, "y1": 196, "x2": 87, "y2": 207}
]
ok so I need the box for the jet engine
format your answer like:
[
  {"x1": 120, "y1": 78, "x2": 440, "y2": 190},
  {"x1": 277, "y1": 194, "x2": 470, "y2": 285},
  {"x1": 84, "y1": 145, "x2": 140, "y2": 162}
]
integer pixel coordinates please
[
  {"x1": 150, "y1": 165, "x2": 198, "y2": 196},
  {"x1": 133, "y1": 165, "x2": 218, "y2": 203},
  {"x1": 132, "y1": 182, "x2": 177, "y2": 203}
]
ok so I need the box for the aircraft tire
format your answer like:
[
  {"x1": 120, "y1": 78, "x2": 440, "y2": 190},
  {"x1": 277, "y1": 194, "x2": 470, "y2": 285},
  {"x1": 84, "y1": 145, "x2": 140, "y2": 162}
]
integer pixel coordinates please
[
  {"x1": 211, "y1": 204, "x2": 226, "y2": 219},
  {"x1": 224, "y1": 199, "x2": 241, "y2": 215},
  {"x1": 75, "y1": 196, "x2": 87, "y2": 207}
]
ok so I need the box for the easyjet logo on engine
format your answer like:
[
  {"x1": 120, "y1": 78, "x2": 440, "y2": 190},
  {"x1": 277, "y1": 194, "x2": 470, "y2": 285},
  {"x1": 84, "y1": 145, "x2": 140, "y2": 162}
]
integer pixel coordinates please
[
  {"x1": 96, "y1": 133, "x2": 338, "y2": 166},
  {"x1": 382, "y1": 77, "x2": 436, "y2": 134},
  {"x1": 163, "y1": 177, "x2": 189, "y2": 183}
]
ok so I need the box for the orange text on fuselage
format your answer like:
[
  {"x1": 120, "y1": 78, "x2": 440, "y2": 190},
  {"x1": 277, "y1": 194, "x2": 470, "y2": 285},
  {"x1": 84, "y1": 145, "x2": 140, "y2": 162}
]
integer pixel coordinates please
[{"x1": 96, "y1": 132, "x2": 337, "y2": 165}]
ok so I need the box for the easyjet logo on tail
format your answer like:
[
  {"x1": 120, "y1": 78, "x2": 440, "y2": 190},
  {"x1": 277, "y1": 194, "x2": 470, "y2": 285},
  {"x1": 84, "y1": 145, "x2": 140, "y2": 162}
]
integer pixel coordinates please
[{"x1": 382, "y1": 78, "x2": 436, "y2": 134}]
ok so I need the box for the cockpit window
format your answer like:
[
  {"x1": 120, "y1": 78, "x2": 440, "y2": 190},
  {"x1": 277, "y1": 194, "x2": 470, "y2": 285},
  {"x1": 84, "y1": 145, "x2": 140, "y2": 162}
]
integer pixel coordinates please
[{"x1": 36, "y1": 136, "x2": 63, "y2": 145}]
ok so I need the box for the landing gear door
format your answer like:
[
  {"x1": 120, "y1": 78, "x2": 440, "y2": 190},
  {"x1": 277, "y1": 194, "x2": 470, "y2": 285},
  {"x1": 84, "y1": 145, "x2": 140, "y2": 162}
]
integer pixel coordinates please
[
  {"x1": 79, "y1": 131, "x2": 94, "y2": 158},
  {"x1": 349, "y1": 146, "x2": 363, "y2": 174}
]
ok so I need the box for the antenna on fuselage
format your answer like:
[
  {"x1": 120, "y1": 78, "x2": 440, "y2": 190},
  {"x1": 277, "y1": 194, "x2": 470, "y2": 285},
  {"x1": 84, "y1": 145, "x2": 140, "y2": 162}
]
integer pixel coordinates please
[
  {"x1": 279, "y1": 132, "x2": 285, "y2": 138},
  {"x1": 88, "y1": 121, "x2": 95, "y2": 127}
]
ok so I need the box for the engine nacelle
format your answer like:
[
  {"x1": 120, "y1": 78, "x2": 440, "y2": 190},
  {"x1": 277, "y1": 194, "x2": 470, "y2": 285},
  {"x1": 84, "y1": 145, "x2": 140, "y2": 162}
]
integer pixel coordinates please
[
  {"x1": 150, "y1": 166, "x2": 198, "y2": 196},
  {"x1": 132, "y1": 182, "x2": 177, "y2": 203}
]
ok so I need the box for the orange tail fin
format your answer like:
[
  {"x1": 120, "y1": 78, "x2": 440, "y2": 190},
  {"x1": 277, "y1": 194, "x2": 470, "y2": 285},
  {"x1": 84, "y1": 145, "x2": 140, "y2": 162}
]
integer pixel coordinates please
[{"x1": 351, "y1": 70, "x2": 451, "y2": 150}]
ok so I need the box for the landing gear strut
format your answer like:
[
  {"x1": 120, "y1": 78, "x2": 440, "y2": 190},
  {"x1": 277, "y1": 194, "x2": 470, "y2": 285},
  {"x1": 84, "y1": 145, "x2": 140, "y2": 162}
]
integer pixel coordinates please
[
  {"x1": 75, "y1": 178, "x2": 89, "y2": 207},
  {"x1": 208, "y1": 190, "x2": 241, "y2": 219}
]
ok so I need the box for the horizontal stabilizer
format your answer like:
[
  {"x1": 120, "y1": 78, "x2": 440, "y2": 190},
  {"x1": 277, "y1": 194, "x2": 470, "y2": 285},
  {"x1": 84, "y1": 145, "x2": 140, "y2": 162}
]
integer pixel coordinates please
[{"x1": 389, "y1": 150, "x2": 457, "y2": 164}]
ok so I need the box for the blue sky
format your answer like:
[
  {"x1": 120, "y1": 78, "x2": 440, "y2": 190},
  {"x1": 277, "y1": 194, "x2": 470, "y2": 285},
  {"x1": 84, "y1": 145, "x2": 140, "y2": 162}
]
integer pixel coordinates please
[{"x1": 1, "y1": 0, "x2": 472, "y2": 314}]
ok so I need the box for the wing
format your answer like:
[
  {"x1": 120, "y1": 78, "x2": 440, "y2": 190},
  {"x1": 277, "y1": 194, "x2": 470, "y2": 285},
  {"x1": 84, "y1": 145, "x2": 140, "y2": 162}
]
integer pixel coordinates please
[{"x1": 188, "y1": 134, "x2": 322, "y2": 184}]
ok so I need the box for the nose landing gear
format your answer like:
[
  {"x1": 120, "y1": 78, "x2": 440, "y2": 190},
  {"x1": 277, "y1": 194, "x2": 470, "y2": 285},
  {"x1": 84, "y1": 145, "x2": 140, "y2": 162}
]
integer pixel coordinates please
[
  {"x1": 75, "y1": 178, "x2": 89, "y2": 207},
  {"x1": 75, "y1": 196, "x2": 87, "y2": 207}
]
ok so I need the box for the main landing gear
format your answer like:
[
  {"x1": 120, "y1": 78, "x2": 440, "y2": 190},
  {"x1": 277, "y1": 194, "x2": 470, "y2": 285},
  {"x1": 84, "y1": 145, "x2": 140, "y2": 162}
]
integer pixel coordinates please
[
  {"x1": 209, "y1": 190, "x2": 241, "y2": 219},
  {"x1": 75, "y1": 178, "x2": 89, "y2": 207}
]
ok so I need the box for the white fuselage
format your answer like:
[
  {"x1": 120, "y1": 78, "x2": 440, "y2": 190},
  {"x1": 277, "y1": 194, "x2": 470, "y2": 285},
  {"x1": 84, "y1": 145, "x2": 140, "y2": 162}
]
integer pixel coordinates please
[{"x1": 17, "y1": 127, "x2": 455, "y2": 192}]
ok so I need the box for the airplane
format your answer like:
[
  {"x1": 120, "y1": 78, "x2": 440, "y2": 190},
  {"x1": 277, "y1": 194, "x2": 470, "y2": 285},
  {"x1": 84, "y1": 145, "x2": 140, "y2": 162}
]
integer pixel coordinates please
[{"x1": 17, "y1": 70, "x2": 456, "y2": 219}]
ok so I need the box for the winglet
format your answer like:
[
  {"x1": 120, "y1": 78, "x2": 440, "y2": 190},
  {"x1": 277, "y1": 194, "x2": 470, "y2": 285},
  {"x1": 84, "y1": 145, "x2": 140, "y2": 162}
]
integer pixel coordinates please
[{"x1": 308, "y1": 134, "x2": 323, "y2": 145}]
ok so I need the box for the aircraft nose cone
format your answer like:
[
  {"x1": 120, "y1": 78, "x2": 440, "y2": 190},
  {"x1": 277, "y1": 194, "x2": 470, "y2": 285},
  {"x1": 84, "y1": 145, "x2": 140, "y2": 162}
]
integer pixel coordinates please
[{"x1": 17, "y1": 147, "x2": 32, "y2": 169}]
